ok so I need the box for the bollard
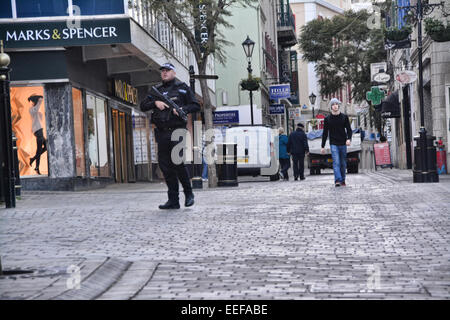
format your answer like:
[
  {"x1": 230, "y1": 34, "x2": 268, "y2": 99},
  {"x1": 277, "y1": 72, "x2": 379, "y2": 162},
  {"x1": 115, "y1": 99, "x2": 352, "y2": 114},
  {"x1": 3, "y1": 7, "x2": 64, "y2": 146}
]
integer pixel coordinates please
[
  {"x1": 12, "y1": 133, "x2": 21, "y2": 197},
  {"x1": 413, "y1": 135, "x2": 439, "y2": 183},
  {"x1": 216, "y1": 143, "x2": 238, "y2": 187}
]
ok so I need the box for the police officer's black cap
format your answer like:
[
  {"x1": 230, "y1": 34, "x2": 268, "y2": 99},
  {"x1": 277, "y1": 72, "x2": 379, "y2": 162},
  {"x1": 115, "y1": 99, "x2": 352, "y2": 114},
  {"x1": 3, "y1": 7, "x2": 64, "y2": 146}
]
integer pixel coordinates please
[
  {"x1": 297, "y1": 123, "x2": 304, "y2": 128},
  {"x1": 160, "y1": 63, "x2": 176, "y2": 71}
]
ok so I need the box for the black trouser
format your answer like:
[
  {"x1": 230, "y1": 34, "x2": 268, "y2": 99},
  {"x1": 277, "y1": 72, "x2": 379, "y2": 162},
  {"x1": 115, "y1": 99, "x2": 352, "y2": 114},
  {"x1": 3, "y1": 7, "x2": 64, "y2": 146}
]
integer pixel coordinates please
[
  {"x1": 156, "y1": 129, "x2": 193, "y2": 203},
  {"x1": 279, "y1": 158, "x2": 291, "y2": 179},
  {"x1": 292, "y1": 154, "x2": 305, "y2": 179},
  {"x1": 32, "y1": 128, "x2": 47, "y2": 169}
]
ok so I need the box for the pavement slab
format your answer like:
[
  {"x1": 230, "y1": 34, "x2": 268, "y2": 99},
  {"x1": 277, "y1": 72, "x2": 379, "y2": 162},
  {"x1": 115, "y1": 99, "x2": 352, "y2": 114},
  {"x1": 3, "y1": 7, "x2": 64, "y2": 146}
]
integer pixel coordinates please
[{"x1": 0, "y1": 169, "x2": 449, "y2": 300}]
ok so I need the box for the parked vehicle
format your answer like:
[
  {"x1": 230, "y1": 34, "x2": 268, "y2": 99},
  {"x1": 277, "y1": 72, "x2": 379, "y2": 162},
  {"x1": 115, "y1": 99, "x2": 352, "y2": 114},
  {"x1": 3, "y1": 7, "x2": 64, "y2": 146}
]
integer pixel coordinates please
[
  {"x1": 223, "y1": 125, "x2": 280, "y2": 180},
  {"x1": 307, "y1": 129, "x2": 361, "y2": 175}
]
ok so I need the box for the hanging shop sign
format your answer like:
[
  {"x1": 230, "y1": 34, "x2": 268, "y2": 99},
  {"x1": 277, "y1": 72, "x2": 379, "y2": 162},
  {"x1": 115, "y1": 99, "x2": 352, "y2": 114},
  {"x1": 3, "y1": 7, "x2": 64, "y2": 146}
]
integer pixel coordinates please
[
  {"x1": 269, "y1": 104, "x2": 285, "y2": 115},
  {"x1": 373, "y1": 73, "x2": 391, "y2": 83},
  {"x1": 370, "y1": 62, "x2": 387, "y2": 82},
  {"x1": 395, "y1": 70, "x2": 417, "y2": 84},
  {"x1": 0, "y1": 18, "x2": 131, "y2": 48},
  {"x1": 195, "y1": 1, "x2": 211, "y2": 53},
  {"x1": 269, "y1": 84, "x2": 291, "y2": 100}
]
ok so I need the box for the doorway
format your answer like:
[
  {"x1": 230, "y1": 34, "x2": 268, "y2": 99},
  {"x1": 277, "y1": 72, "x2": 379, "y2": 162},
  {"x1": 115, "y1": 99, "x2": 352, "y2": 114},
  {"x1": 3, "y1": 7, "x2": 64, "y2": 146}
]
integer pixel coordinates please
[{"x1": 112, "y1": 109, "x2": 132, "y2": 183}]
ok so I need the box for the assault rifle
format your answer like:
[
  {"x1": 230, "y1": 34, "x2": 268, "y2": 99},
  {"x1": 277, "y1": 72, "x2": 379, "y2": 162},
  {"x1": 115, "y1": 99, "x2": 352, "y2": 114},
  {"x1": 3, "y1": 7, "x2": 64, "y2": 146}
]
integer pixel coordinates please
[{"x1": 150, "y1": 86, "x2": 188, "y2": 124}]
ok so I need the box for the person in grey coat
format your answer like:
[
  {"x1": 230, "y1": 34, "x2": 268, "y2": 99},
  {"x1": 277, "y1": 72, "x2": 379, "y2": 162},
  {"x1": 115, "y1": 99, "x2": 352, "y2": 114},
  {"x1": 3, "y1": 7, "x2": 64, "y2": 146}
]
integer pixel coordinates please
[{"x1": 287, "y1": 123, "x2": 309, "y2": 180}]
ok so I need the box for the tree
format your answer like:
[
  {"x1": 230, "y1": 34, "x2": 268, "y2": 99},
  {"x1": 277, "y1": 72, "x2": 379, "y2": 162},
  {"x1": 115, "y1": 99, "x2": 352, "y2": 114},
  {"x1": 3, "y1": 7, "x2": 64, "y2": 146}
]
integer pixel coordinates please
[
  {"x1": 144, "y1": 0, "x2": 257, "y2": 187},
  {"x1": 298, "y1": 10, "x2": 386, "y2": 104}
]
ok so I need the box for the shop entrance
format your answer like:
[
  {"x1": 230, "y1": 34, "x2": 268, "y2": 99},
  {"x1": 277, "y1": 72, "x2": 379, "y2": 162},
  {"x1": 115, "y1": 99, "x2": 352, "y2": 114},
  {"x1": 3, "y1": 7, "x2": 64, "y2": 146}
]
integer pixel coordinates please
[{"x1": 112, "y1": 109, "x2": 134, "y2": 183}]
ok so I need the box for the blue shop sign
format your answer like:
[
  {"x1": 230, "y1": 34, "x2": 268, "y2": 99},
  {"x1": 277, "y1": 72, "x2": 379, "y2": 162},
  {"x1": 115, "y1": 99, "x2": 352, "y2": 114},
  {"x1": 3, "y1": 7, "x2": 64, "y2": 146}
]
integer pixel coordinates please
[
  {"x1": 269, "y1": 104, "x2": 285, "y2": 115},
  {"x1": 213, "y1": 111, "x2": 239, "y2": 125},
  {"x1": 269, "y1": 84, "x2": 291, "y2": 100}
]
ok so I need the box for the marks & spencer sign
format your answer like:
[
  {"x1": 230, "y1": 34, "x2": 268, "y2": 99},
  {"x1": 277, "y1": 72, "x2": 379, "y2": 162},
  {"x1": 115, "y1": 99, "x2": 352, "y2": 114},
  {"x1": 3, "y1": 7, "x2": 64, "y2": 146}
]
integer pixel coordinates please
[{"x1": 0, "y1": 18, "x2": 131, "y2": 48}]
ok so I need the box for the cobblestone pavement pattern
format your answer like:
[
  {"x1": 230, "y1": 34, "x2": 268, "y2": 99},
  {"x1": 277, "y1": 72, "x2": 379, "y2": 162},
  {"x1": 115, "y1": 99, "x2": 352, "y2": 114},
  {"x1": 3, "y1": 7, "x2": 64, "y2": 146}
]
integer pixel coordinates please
[{"x1": 0, "y1": 169, "x2": 449, "y2": 299}]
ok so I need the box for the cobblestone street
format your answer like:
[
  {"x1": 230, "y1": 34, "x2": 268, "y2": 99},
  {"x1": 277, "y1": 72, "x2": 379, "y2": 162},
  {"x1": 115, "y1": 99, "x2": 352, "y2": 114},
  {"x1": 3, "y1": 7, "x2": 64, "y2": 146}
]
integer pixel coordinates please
[{"x1": 1, "y1": 169, "x2": 449, "y2": 300}]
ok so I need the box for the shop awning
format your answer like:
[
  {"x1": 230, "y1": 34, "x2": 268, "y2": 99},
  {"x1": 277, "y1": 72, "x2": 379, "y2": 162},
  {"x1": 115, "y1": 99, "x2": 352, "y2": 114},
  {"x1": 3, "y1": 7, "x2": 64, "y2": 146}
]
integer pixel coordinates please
[{"x1": 381, "y1": 91, "x2": 401, "y2": 118}]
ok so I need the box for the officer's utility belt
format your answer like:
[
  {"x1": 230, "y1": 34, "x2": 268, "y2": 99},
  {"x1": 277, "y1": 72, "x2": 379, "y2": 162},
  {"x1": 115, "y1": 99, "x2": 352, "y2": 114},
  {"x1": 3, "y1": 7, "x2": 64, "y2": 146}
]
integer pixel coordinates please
[{"x1": 156, "y1": 126, "x2": 185, "y2": 132}]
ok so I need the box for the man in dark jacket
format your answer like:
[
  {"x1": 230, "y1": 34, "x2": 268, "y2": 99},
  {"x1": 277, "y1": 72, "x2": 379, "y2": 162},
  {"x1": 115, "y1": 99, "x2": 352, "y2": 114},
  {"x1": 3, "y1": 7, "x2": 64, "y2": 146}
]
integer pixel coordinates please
[
  {"x1": 287, "y1": 123, "x2": 309, "y2": 181},
  {"x1": 321, "y1": 98, "x2": 352, "y2": 187},
  {"x1": 140, "y1": 63, "x2": 200, "y2": 209}
]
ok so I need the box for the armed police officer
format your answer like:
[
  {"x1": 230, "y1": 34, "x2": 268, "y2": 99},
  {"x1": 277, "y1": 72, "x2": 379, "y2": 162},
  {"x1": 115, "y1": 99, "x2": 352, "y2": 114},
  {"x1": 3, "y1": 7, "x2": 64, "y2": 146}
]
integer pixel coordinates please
[{"x1": 140, "y1": 63, "x2": 200, "y2": 210}]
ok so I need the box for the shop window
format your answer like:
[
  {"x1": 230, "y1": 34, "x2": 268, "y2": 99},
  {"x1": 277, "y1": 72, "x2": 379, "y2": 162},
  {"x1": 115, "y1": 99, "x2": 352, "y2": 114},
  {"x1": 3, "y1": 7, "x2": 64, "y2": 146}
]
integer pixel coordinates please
[
  {"x1": 0, "y1": 1, "x2": 12, "y2": 18},
  {"x1": 132, "y1": 113, "x2": 149, "y2": 165},
  {"x1": 16, "y1": 0, "x2": 69, "y2": 18},
  {"x1": 86, "y1": 94, "x2": 110, "y2": 177},
  {"x1": 72, "y1": 88, "x2": 86, "y2": 177},
  {"x1": 73, "y1": 0, "x2": 124, "y2": 15},
  {"x1": 10, "y1": 86, "x2": 48, "y2": 177}
]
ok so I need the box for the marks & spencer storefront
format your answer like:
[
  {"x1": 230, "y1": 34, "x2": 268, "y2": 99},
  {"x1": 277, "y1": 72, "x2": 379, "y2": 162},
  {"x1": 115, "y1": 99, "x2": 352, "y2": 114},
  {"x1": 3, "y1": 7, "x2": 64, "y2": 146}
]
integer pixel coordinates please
[{"x1": 1, "y1": 18, "x2": 158, "y2": 190}]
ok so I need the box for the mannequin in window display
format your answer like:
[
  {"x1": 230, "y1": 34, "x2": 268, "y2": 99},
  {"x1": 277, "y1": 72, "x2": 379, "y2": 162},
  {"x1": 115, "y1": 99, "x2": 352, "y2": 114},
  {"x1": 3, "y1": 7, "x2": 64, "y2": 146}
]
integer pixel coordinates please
[{"x1": 28, "y1": 94, "x2": 47, "y2": 175}]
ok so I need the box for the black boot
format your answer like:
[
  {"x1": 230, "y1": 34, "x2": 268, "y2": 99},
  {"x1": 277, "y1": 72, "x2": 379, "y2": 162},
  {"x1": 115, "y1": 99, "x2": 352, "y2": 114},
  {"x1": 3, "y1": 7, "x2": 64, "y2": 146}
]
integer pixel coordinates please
[
  {"x1": 159, "y1": 200, "x2": 180, "y2": 210},
  {"x1": 185, "y1": 193, "x2": 195, "y2": 207}
]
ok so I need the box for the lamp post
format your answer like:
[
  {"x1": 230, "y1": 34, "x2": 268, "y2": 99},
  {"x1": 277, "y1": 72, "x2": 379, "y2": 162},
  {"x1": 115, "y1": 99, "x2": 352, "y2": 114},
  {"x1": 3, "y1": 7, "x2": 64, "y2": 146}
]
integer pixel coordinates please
[
  {"x1": 309, "y1": 92, "x2": 317, "y2": 119},
  {"x1": 0, "y1": 40, "x2": 15, "y2": 208},
  {"x1": 242, "y1": 36, "x2": 255, "y2": 126},
  {"x1": 189, "y1": 65, "x2": 202, "y2": 189}
]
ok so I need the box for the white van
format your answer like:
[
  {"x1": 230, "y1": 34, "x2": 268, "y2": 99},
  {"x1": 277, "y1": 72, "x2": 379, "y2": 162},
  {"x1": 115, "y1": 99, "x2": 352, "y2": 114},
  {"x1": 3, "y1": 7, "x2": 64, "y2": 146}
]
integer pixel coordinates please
[{"x1": 223, "y1": 126, "x2": 279, "y2": 180}]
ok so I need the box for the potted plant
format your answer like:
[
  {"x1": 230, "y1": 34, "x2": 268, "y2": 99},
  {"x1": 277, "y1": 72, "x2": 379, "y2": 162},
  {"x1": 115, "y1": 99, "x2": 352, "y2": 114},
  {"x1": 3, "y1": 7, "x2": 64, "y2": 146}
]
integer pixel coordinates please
[
  {"x1": 240, "y1": 76, "x2": 261, "y2": 91},
  {"x1": 384, "y1": 24, "x2": 412, "y2": 41},
  {"x1": 425, "y1": 18, "x2": 450, "y2": 42}
]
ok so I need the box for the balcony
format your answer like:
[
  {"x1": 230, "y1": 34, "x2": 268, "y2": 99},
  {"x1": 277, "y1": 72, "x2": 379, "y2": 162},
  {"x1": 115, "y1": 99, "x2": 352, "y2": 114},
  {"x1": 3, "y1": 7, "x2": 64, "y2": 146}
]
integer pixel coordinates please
[{"x1": 277, "y1": 3, "x2": 297, "y2": 48}]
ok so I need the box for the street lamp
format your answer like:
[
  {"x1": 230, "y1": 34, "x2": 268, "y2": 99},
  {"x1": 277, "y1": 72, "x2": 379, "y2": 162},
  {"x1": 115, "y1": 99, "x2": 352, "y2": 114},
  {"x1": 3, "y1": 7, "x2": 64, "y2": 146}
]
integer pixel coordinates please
[
  {"x1": 309, "y1": 92, "x2": 317, "y2": 118},
  {"x1": 242, "y1": 36, "x2": 255, "y2": 126}
]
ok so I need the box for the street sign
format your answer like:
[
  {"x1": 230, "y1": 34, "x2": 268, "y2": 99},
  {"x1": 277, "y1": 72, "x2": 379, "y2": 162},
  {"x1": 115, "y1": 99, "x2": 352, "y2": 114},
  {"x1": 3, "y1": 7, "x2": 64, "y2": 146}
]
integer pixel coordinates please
[
  {"x1": 395, "y1": 71, "x2": 417, "y2": 84},
  {"x1": 191, "y1": 75, "x2": 219, "y2": 80},
  {"x1": 269, "y1": 84, "x2": 291, "y2": 100},
  {"x1": 269, "y1": 104, "x2": 285, "y2": 115},
  {"x1": 366, "y1": 86, "x2": 386, "y2": 106}
]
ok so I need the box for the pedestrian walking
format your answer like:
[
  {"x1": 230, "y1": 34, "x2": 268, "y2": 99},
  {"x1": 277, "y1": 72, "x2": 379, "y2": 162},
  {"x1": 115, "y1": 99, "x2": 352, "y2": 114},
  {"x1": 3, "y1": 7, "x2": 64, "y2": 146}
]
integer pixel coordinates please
[
  {"x1": 140, "y1": 63, "x2": 200, "y2": 209},
  {"x1": 287, "y1": 123, "x2": 309, "y2": 181},
  {"x1": 321, "y1": 98, "x2": 353, "y2": 187},
  {"x1": 277, "y1": 127, "x2": 290, "y2": 181}
]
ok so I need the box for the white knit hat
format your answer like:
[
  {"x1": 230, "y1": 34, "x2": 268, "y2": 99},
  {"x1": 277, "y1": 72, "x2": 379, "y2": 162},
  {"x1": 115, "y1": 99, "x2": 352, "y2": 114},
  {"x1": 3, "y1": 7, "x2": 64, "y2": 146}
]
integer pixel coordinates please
[{"x1": 329, "y1": 98, "x2": 342, "y2": 109}]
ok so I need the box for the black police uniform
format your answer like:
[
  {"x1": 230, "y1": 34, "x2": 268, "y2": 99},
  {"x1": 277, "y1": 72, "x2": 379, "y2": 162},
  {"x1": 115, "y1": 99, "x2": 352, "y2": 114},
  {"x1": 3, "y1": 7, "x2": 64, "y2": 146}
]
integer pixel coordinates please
[{"x1": 140, "y1": 79, "x2": 200, "y2": 208}]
